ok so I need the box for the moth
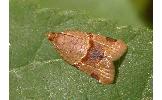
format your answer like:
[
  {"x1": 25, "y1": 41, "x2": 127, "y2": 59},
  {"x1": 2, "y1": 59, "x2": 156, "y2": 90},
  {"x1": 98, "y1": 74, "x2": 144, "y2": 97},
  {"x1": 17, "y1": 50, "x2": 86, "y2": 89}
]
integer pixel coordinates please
[{"x1": 47, "y1": 31, "x2": 127, "y2": 84}]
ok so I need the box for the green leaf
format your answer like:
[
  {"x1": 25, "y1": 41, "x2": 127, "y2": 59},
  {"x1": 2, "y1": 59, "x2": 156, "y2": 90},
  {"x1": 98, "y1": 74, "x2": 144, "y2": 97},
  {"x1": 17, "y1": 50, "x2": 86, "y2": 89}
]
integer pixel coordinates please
[{"x1": 10, "y1": 0, "x2": 153, "y2": 99}]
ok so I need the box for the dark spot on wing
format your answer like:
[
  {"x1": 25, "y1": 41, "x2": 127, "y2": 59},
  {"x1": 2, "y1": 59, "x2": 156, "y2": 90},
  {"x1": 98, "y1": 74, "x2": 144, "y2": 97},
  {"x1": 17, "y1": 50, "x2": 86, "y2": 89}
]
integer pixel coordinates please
[
  {"x1": 81, "y1": 34, "x2": 104, "y2": 65},
  {"x1": 88, "y1": 46, "x2": 104, "y2": 61}
]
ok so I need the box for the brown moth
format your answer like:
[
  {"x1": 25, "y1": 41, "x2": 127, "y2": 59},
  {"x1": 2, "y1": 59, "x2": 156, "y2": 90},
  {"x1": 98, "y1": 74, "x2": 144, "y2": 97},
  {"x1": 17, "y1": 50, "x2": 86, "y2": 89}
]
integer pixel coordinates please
[{"x1": 47, "y1": 31, "x2": 127, "y2": 84}]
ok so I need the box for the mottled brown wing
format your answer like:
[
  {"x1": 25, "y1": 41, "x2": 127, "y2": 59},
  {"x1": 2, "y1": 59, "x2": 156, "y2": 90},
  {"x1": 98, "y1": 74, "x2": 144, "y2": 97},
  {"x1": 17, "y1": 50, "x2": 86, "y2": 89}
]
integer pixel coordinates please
[
  {"x1": 48, "y1": 32, "x2": 90, "y2": 64},
  {"x1": 73, "y1": 40, "x2": 115, "y2": 84},
  {"x1": 48, "y1": 31, "x2": 127, "y2": 85},
  {"x1": 74, "y1": 58, "x2": 115, "y2": 84}
]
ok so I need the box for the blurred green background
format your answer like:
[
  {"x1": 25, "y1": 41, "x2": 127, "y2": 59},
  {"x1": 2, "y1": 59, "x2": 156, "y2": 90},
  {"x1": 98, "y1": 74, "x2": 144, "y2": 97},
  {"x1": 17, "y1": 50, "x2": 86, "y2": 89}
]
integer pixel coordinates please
[{"x1": 36, "y1": 0, "x2": 152, "y2": 27}]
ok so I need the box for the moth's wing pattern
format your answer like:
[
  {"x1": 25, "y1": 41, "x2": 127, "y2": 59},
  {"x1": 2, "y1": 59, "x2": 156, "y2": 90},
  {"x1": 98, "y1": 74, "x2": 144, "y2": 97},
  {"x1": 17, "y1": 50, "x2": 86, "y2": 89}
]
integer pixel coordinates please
[
  {"x1": 74, "y1": 58, "x2": 115, "y2": 84},
  {"x1": 93, "y1": 34, "x2": 127, "y2": 61},
  {"x1": 94, "y1": 58, "x2": 115, "y2": 84}
]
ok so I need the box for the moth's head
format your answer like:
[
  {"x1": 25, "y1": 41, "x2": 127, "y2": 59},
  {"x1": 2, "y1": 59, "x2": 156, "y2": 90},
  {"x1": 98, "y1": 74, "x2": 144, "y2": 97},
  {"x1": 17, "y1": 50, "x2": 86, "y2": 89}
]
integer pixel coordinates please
[{"x1": 47, "y1": 32, "x2": 62, "y2": 42}]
